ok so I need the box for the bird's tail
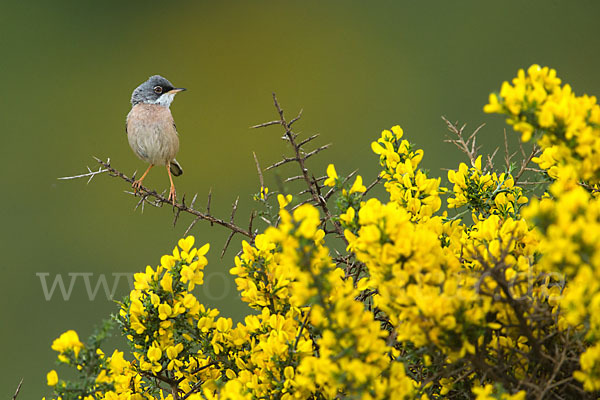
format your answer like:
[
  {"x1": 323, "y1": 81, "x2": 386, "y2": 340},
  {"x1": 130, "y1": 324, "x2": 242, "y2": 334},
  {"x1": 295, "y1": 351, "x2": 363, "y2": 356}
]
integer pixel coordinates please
[{"x1": 170, "y1": 159, "x2": 183, "y2": 176}]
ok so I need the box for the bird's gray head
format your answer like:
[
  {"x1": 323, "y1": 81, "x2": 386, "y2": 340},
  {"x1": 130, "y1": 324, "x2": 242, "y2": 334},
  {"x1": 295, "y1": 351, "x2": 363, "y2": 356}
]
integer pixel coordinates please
[{"x1": 130, "y1": 75, "x2": 186, "y2": 107}]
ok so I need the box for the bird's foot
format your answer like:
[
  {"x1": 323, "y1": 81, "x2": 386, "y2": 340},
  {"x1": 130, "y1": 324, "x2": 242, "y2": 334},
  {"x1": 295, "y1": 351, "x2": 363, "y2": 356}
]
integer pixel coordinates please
[
  {"x1": 132, "y1": 179, "x2": 144, "y2": 192},
  {"x1": 132, "y1": 165, "x2": 153, "y2": 193},
  {"x1": 168, "y1": 185, "x2": 177, "y2": 205}
]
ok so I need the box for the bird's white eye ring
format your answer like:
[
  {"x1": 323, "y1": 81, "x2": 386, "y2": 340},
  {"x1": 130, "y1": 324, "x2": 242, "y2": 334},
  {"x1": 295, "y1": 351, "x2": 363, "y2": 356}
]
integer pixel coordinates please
[{"x1": 153, "y1": 86, "x2": 163, "y2": 94}]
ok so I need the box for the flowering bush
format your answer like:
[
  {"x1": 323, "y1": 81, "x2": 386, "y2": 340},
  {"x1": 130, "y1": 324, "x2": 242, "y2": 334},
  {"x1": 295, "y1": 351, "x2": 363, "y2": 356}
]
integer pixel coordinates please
[{"x1": 45, "y1": 65, "x2": 600, "y2": 399}]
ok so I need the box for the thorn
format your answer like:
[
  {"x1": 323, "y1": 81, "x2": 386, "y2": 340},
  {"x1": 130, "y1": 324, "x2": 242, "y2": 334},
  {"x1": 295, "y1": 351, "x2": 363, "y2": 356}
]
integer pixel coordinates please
[
  {"x1": 206, "y1": 188, "x2": 213, "y2": 226},
  {"x1": 304, "y1": 143, "x2": 331, "y2": 160},
  {"x1": 265, "y1": 156, "x2": 297, "y2": 171},
  {"x1": 250, "y1": 120, "x2": 281, "y2": 129},
  {"x1": 253, "y1": 152, "x2": 265, "y2": 190},
  {"x1": 221, "y1": 231, "x2": 236, "y2": 259},
  {"x1": 184, "y1": 216, "x2": 201, "y2": 237},
  {"x1": 12, "y1": 378, "x2": 23, "y2": 400},
  {"x1": 134, "y1": 195, "x2": 145, "y2": 211},
  {"x1": 297, "y1": 133, "x2": 319, "y2": 147},
  {"x1": 230, "y1": 196, "x2": 239, "y2": 223},
  {"x1": 190, "y1": 193, "x2": 198, "y2": 209},
  {"x1": 342, "y1": 169, "x2": 359, "y2": 185},
  {"x1": 291, "y1": 198, "x2": 313, "y2": 211},
  {"x1": 172, "y1": 208, "x2": 181, "y2": 227},
  {"x1": 363, "y1": 175, "x2": 383, "y2": 196},
  {"x1": 248, "y1": 210, "x2": 255, "y2": 233},
  {"x1": 288, "y1": 108, "x2": 303, "y2": 127}
]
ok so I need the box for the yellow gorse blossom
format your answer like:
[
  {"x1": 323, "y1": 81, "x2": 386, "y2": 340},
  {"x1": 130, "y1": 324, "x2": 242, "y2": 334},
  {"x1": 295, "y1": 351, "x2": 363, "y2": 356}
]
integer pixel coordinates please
[
  {"x1": 277, "y1": 193, "x2": 292, "y2": 208},
  {"x1": 51, "y1": 330, "x2": 84, "y2": 361},
  {"x1": 47, "y1": 370, "x2": 58, "y2": 386},
  {"x1": 485, "y1": 64, "x2": 600, "y2": 185},
  {"x1": 372, "y1": 125, "x2": 441, "y2": 219},
  {"x1": 323, "y1": 163, "x2": 338, "y2": 187}
]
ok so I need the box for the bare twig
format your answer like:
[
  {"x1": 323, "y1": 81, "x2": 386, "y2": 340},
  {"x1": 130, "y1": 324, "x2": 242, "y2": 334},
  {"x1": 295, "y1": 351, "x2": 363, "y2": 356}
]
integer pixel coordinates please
[
  {"x1": 221, "y1": 196, "x2": 240, "y2": 257},
  {"x1": 290, "y1": 198, "x2": 314, "y2": 211},
  {"x1": 251, "y1": 120, "x2": 281, "y2": 129},
  {"x1": 248, "y1": 210, "x2": 255, "y2": 233},
  {"x1": 363, "y1": 175, "x2": 383, "y2": 196},
  {"x1": 514, "y1": 143, "x2": 540, "y2": 184},
  {"x1": 298, "y1": 133, "x2": 319, "y2": 147},
  {"x1": 202, "y1": 188, "x2": 213, "y2": 227},
  {"x1": 12, "y1": 378, "x2": 23, "y2": 400},
  {"x1": 184, "y1": 216, "x2": 201, "y2": 237},
  {"x1": 286, "y1": 174, "x2": 326, "y2": 183},
  {"x1": 442, "y1": 116, "x2": 484, "y2": 167},
  {"x1": 58, "y1": 159, "x2": 110, "y2": 184},
  {"x1": 288, "y1": 108, "x2": 303, "y2": 127},
  {"x1": 324, "y1": 169, "x2": 358, "y2": 201},
  {"x1": 172, "y1": 194, "x2": 185, "y2": 227},
  {"x1": 221, "y1": 231, "x2": 236, "y2": 258},
  {"x1": 253, "y1": 152, "x2": 265, "y2": 190},
  {"x1": 486, "y1": 147, "x2": 499, "y2": 171},
  {"x1": 189, "y1": 193, "x2": 198, "y2": 209},
  {"x1": 266, "y1": 156, "x2": 298, "y2": 171},
  {"x1": 503, "y1": 129, "x2": 516, "y2": 170},
  {"x1": 304, "y1": 143, "x2": 331, "y2": 160},
  {"x1": 230, "y1": 196, "x2": 239, "y2": 222}
]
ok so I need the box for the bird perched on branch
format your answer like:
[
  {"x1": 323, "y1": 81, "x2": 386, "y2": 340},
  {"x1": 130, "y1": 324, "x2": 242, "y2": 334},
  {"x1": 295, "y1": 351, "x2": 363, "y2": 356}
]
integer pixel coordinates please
[{"x1": 126, "y1": 75, "x2": 186, "y2": 204}]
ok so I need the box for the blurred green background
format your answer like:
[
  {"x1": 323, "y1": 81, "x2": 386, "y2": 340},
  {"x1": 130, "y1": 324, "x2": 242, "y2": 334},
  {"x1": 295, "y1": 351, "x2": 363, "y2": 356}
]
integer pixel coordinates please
[{"x1": 2, "y1": 0, "x2": 599, "y2": 397}]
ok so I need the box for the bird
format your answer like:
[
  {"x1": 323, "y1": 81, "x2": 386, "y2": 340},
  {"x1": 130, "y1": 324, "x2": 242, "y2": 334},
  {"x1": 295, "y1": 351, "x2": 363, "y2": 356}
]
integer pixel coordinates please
[{"x1": 126, "y1": 75, "x2": 186, "y2": 205}]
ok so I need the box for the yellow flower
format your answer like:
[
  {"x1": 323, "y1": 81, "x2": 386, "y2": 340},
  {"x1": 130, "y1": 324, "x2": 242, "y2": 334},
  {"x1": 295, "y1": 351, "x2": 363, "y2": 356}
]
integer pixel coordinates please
[
  {"x1": 324, "y1": 164, "x2": 338, "y2": 187},
  {"x1": 340, "y1": 207, "x2": 355, "y2": 225},
  {"x1": 47, "y1": 370, "x2": 58, "y2": 386},
  {"x1": 349, "y1": 175, "x2": 366, "y2": 194},
  {"x1": 158, "y1": 303, "x2": 172, "y2": 320},
  {"x1": 260, "y1": 186, "x2": 269, "y2": 200},
  {"x1": 284, "y1": 366, "x2": 295, "y2": 380},
  {"x1": 216, "y1": 317, "x2": 233, "y2": 332},
  {"x1": 166, "y1": 343, "x2": 184, "y2": 360},
  {"x1": 160, "y1": 273, "x2": 173, "y2": 292},
  {"x1": 51, "y1": 330, "x2": 84, "y2": 358},
  {"x1": 277, "y1": 194, "x2": 292, "y2": 208},
  {"x1": 178, "y1": 236, "x2": 195, "y2": 253},
  {"x1": 108, "y1": 350, "x2": 128, "y2": 375},
  {"x1": 147, "y1": 343, "x2": 162, "y2": 363},
  {"x1": 390, "y1": 125, "x2": 403, "y2": 138},
  {"x1": 95, "y1": 369, "x2": 111, "y2": 384},
  {"x1": 483, "y1": 93, "x2": 502, "y2": 113}
]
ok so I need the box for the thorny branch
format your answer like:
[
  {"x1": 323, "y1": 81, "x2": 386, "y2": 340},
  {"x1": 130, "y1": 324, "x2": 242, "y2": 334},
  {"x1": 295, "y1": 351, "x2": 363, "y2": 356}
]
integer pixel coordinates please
[
  {"x1": 444, "y1": 117, "x2": 541, "y2": 185},
  {"x1": 443, "y1": 116, "x2": 485, "y2": 168},
  {"x1": 59, "y1": 158, "x2": 253, "y2": 243},
  {"x1": 502, "y1": 128, "x2": 541, "y2": 184},
  {"x1": 252, "y1": 93, "x2": 347, "y2": 242}
]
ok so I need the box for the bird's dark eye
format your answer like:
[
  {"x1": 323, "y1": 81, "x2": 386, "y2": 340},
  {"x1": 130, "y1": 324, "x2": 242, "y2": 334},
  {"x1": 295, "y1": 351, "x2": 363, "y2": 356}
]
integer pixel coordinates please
[{"x1": 153, "y1": 86, "x2": 163, "y2": 94}]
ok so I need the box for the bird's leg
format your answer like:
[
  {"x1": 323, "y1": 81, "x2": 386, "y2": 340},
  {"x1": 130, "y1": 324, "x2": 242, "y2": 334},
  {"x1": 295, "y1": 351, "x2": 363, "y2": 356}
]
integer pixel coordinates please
[
  {"x1": 133, "y1": 164, "x2": 153, "y2": 191},
  {"x1": 166, "y1": 164, "x2": 176, "y2": 205}
]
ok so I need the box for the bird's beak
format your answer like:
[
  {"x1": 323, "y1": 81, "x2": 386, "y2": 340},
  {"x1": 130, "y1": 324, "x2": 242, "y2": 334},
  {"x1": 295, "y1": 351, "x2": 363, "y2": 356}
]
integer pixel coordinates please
[{"x1": 168, "y1": 88, "x2": 186, "y2": 94}]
